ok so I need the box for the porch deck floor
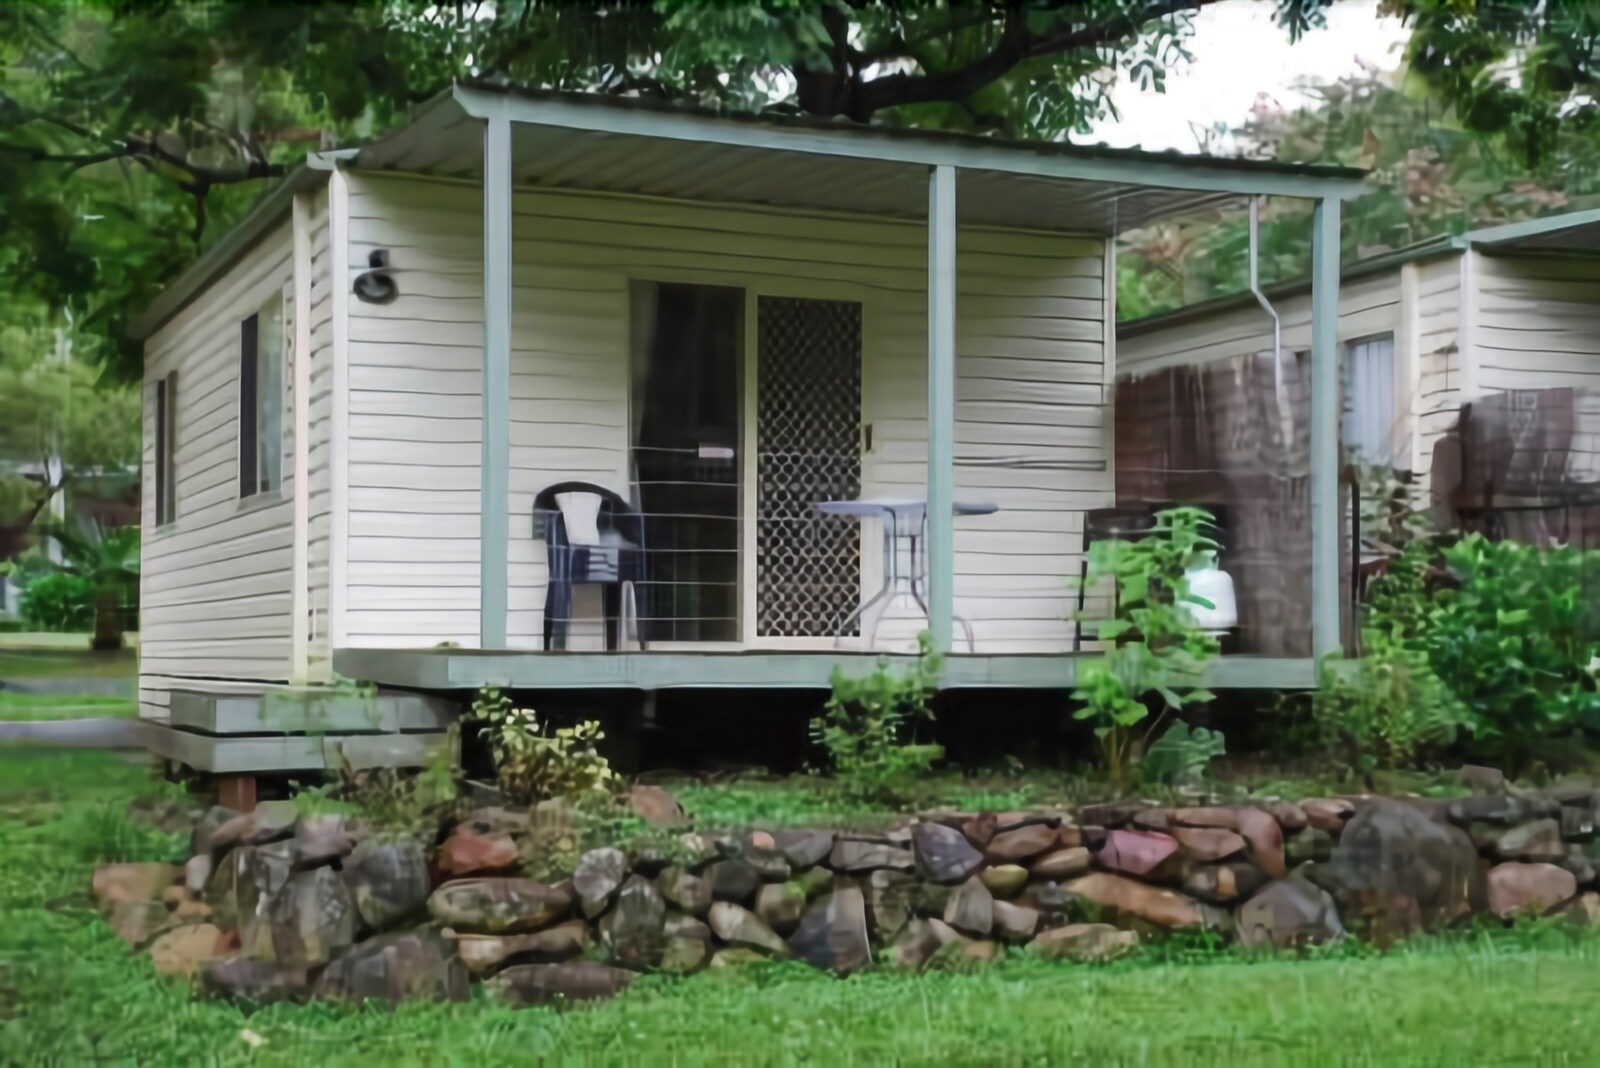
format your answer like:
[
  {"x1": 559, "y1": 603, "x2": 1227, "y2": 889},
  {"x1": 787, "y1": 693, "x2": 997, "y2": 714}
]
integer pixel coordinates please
[{"x1": 333, "y1": 649, "x2": 1314, "y2": 691}]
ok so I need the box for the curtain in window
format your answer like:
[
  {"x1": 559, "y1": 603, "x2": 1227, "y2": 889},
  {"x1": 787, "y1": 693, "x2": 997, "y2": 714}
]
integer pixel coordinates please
[{"x1": 1343, "y1": 335, "x2": 1395, "y2": 465}]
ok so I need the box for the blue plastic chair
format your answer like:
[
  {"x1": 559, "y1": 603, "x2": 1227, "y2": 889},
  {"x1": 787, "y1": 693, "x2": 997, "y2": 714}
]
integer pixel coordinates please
[{"x1": 533, "y1": 482, "x2": 646, "y2": 650}]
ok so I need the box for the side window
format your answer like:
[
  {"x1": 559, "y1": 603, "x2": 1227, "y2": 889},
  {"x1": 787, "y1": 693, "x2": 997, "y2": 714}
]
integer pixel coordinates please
[
  {"x1": 239, "y1": 295, "x2": 285, "y2": 497},
  {"x1": 1343, "y1": 334, "x2": 1396, "y2": 465},
  {"x1": 154, "y1": 372, "x2": 178, "y2": 526}
]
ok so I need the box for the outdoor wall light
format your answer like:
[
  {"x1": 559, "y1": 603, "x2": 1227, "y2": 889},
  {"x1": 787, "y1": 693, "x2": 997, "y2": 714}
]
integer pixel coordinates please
[{"x1": 353, "y1": 249, "x2": 398, "y2": 304}]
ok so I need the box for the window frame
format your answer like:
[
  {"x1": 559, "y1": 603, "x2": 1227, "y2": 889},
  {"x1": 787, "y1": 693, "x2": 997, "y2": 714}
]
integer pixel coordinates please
[
  {"x1": 153, "y1": 371, "x2": 178, "y2": 527},
  {"x1": 1342, "y1": 331, "x2": 1398, "y2": 467},
  {"x1": 238, "y1": 293, "x2": 286, "y2": 500}
]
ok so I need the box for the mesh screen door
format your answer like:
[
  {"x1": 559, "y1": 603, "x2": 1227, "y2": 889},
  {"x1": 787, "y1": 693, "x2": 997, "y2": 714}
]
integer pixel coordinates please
[{"x1": 756, "y1": 297, "x2": 863, "y2": 638}]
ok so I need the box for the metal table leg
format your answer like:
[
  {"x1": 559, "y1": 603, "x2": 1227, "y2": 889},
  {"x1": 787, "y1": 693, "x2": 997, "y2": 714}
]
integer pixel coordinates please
[{"x1": 835, "y1": 511, "x2": 901, "y2": 649}]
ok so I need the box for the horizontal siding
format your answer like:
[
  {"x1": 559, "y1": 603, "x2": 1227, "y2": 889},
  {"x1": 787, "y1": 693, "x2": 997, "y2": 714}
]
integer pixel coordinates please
[
  {"x1": 1413, "y1": 256, "x2": 1463, "y2": 494},
  {"x1": 343, "y1": 174, "x2": 1110, "y2": 653},
  {"x1": 1474, "y1": 253, "x2": 1600, "y2": 483},
  {"x1": 140, "y1": 221, "x2": 296, "y2": 715}
]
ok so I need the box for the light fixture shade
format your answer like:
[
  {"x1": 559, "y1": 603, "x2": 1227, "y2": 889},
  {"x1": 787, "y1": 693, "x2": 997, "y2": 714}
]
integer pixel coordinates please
[{"x1": 1183, "y1": 565, "x2": 1238, "y2": 632}]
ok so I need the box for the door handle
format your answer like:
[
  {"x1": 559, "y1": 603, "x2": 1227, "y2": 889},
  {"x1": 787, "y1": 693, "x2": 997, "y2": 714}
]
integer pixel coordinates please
[{"x1": 862, "y1": 423, "x2": 873, "y2": 452}]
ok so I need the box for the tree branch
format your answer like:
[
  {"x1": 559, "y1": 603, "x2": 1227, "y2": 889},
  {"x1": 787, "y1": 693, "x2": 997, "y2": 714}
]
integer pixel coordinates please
[{"x1": 853, "y1": 0, "x2": 1217, "y2": 119}]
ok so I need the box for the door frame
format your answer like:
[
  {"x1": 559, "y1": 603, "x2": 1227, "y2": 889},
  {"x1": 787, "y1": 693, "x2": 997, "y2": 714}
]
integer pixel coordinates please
[
  {"x1": 624, "y1": 271, "x2": 875, "y2": 650},
  {"x1": 742, "y1": 282, "x2": 876, "y2": 649}
]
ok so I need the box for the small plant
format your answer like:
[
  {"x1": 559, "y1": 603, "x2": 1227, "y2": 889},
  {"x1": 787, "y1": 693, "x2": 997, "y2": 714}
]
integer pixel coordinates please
[
  {"x1": 812, "y1": 631, "x2": 945, "y2": 806},
  {"x1": 333, "y1": 723, "x2": 462, "y2": 836},
  {"x1": 1138, "y1": 720, "x2": 1226, "y2": 787},
  {"x1": 1071, "y1": 505, "x2": 1221, "y2": 791},
  {"x1": 467, "y1": 687, "x2": 619, "y2": 805}
]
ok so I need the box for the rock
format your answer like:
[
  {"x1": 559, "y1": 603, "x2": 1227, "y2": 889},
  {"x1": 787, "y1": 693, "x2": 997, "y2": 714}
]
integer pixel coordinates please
[
  {"x1": 1285, "y1": 827, "x2": 1336, "y2": 866},
  {"x1": 162, "y1": 884, "x2": 188, "y2": 908},
  {"x1": 657, "y1": 866, "x2": 713, "y2": 916},
  {"x1": 292, "y1": 815, "x2": 355, "y2": 869},
  {"x1": 455, "y1": 806, "x2": 531, "y2": 837},
  {"x1": 1057, "y1": 824, "x2": 1085, "y2": 849},
  {"x1": 1171, "y1": 827, "x2": 1247, "y2": 863},
  {"x1": 630, "y1": 785, "x2": 686, "y2": 828},
  {"x1": 313, "y1": 931, "x2": 469, "y2": 1005},
  {"x1": 573, "y1": 847, "x2": 629, "y2": 919},
  {"x1": 262, "y1": 866, "x2": 358, "y2": 964},
  {"x1": 1019, "y1": 881, "x2": 1077, "y2": 924},
  {"x1": 991, "y1": 900, "x2": 1040, "y2": 943},
  {"x1": 944, "y1": 876, "x2": 994, "y2": 937},
  {"x1": 957, "y1": 939, "x2": 1000, "y2": 965},
  {"x1": 978, "y1": 864, "x2": 1029, "y2": 899},
  {"x1": 1034, "y1": 923, "x2": 1138, "y2": 963},
  {"x1": 961, "y1": 812, "x2": 997, "y2": 850},
  {"x1": 494, "y1": 961, "x2": 637, "y2": 1005},
  {"x1": 438, "y1": 830, "x2": 519, "y2": 877},
  {"x1": 773, "y1": 830, "x2": 834, "y2": 870},
  {"x1": 709, "y1": 901, "x2": 787, "y2": 956},
  {"x1": 1078, "y1": 801, "x2": 1148, "y2": 828},
  {"x1": 705, "y1": 860, "x2": 761, "y2": 904},
  {"x1": 788, "y1": 882, "x2": 872, "y2": 974},
  {"x1": 1237, "y1": 875, "x2": 1345, "y2": 950},
  {"x1": 205, "y1": 843, "x2": 292, "y2": 933},
  {"x1": 191, "y1": 805, "x2": 241, "y2": 858},
  {"x1": 1314, "y1": 798, "x2": 1484, "y2": 940},
  {"x1": 1560, "y1": 846, "x2": 1597, "y2": 888},
  {"x1": 744, "y1": 847, "x2": 791, "y2": 882},
  {"x1": 428, "y1": 878, "x2": 572, "y2": 934},
  {"x1": 148, "y1": 923, "x2": 225, "y2": 978},
  {"x1": 110, "y1": 899, "x2": 173, "y2": 946},
  {"x1": 92, "y1": 863, "x2": 179, "y2": 912},
  {"x1": 1260, "y1": 801, "x2": 1309, "y2": 834},
  {"x1": 1182, "y1": 862, "x2": 1267, "y2": 904},
  {"x1": 1487, "y1": 862, "x2": 1577, "y2": 918},
  {"x1": 912, "y1": 822, "x2": 986, "y2": 884},
  {"x1": 1562, "y1": 891, "x2": 1600, "y2": 926},
  {"x1": 449, "y1": 921, "x2": 591, "y2": 977},
  {"x1": 709, "y1": 947, "x2": 771, "y2": 970},
  {"x1": 184, "y1": 855, "x2": 212, "y2": 898},
  {"x1": 660, "y1": 913, "x2": 714, "y2": 974},
  {"x1": 889, "y1": 918, "x2": 948, "y2": 970},
  {"x1": 1445, "y1": 795, "x2": 1557, "y2": 827},
  {"x1": 755, "y1": 881, "x2": 809, "y2": 936},
  {"x1": 1496, "y1": 819, "x2": 1565, "y2": 862},
  {"x1": 600, "y1": 875, "x2": 666, "y2": 968},
  {"x1": 1559, "y1": 803, "x2": 1597, "y2": 842},
  {"x1": 198, "y1": 957, "x2": 310, "y2": 1005},
  {"x1": 1095, "y1": 830, "x2": 1181, "y2": 879},
  {"x1": 983, "y1": 824, "x2": 1058, "y2": 864},
  {"x1": 1064, "y1": 873, "x2": 1220, "y2": 931},
  {"x1": 1170, "y1": 808, "x2": 1283, "y2": 876},
  {"x1": 209, "y1": 801, "x2": 298, "y2": 852},
  {"x1": 1131, "y1": 809, "x2": 1170, "y2": 832},
  {"x1": 828, "y1": 839, "x2": 914, "y2": 874},
  {"x1": 861, "y1": 869, "x2": 912, "y2": 939},
  {"x1": 1458, "y1": 765, "x2": 1507, "y2": 795},
  {"x1": 910, "y1": 880, "x2": 953, "y2": 918},
  {"x1": 1030, "y1": 847, "x2": 1091, "y2": 880},
  {"x1": 174, "y1": 899, "x2": 214, "y2": 923},
  {"x1": 343, "y1": 838, "x2": 431, "y2": 932},
  {"x1": 1301, "y1": 799, "x2": 1355, "y2": 836}
]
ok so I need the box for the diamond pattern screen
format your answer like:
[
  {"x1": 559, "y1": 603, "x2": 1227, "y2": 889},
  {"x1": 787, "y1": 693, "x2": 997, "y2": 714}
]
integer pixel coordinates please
[{"x1": 756, "y1": 297, "x2": 863, "y2": 637}]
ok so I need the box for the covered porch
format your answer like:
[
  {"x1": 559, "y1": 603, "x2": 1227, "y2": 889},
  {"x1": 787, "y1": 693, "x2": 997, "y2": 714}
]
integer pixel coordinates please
[{"x1": 328, "y1": 82, "x2": 1361, "y2": 688}]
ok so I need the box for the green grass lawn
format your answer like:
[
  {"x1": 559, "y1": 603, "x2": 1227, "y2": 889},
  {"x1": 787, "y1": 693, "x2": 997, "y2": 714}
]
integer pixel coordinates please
[
  {"x1": 0, "y1": 648, "x2": 135, "y2": 679},
  {"x1": 0, "y1": 691, "x2": 135, "y2": 720},
  {"x1": 3, "y1": 750, "x2": 1598, "y2": 1066}
]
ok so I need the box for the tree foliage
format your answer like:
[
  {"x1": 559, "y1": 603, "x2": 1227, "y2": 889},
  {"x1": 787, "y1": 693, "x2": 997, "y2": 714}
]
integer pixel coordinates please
[{"x1": 1, "y1": 0, "x2": 1341, "y2": 380}]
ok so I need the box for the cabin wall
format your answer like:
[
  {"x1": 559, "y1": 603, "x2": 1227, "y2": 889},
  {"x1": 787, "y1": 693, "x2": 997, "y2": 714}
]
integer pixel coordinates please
[
  {"x1": 1471, "y1": 253, "x2": 1600, "y2": 484},
  {"x1": 305, "y1": 190, "x2": 336, "y2": 681},
  {"x1": 340, "y1": 173, "x2": 1112, "y2": 653}
]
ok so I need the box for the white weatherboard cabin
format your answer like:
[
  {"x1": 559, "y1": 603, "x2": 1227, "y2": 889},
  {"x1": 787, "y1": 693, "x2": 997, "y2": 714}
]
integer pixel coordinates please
[
  {"x1": 1119, "y1": 209, "x2": 1600, "y2": 503},
  {"x1": 130, "y1": 83, "x2": 1362, "y2": 796}
]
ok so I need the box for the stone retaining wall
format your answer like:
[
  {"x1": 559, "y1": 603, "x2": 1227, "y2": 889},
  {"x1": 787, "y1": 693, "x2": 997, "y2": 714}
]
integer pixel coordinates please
[{"x1": 92, "y1": 777, "x2": 1600, "y2": 1006}]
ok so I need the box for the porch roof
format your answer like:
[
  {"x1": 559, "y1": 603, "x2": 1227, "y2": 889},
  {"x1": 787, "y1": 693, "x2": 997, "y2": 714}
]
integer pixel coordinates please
[{"x1": 345, "y1": 82, "x2": 1363, "y2": 237}]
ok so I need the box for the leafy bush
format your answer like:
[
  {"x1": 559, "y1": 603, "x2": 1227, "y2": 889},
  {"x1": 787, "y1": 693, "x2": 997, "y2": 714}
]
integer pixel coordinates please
[
  {"x1": 328, "y1": 723, "x2": 463, "y2": 836},
  {"x1": 467, "y1": 687, "x2": 618, "y2": 805},
  {"x1": 18, "y1": 571, "x2": 96, "y2": 631},
  {"x1": 1139, "y1": 720, "x2": 1226, "y2": 787},
  {"x1": 1072, "y1": 505, "x2": 1220, "y2": 790},
  {"x1": 813, "y1": 631, "x2": 945, "y2": 806},
  {"x1": 1416, "y1": 535, "x2": 1600, "y2": 773}
]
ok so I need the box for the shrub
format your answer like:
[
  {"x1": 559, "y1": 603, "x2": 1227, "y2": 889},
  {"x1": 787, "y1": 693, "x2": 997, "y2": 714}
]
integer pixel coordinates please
[
  {"x1": 1071, "y1": 505, "x2": 1220, "y2": 790},
  {"x1": 813, "y1": 631, "x2": 945, "y2": 806},
  {"x1": 18, "y1": 571, "x2": 96, "y2": 632},
  {"x1": 467, "y1": 687, "x2": 618, "y2": 805}
]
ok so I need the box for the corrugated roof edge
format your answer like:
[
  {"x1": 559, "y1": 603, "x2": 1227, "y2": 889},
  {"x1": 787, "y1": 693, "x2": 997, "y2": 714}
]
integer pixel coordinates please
[
  {"x1": 1116, "y1": 234, "x2": 1463, "y2": 339},
  {"x1": 452, "y1": 80, "x2": 1369, "y2": 185}
]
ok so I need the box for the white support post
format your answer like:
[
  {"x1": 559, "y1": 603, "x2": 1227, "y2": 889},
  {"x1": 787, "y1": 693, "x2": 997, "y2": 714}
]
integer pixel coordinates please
[
  {"x1": 1310, "y1": 196, "x2": 1342, "y2": 658},
  {"x1": 289, "y1": 192, "x2": 313, "y2": 683},
  {"x1": 480, "y1": 115, "x2": 512, "y2": 649},
  {"x1": 926, "y1": 164, "x2": 957, "y2": 654}
]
